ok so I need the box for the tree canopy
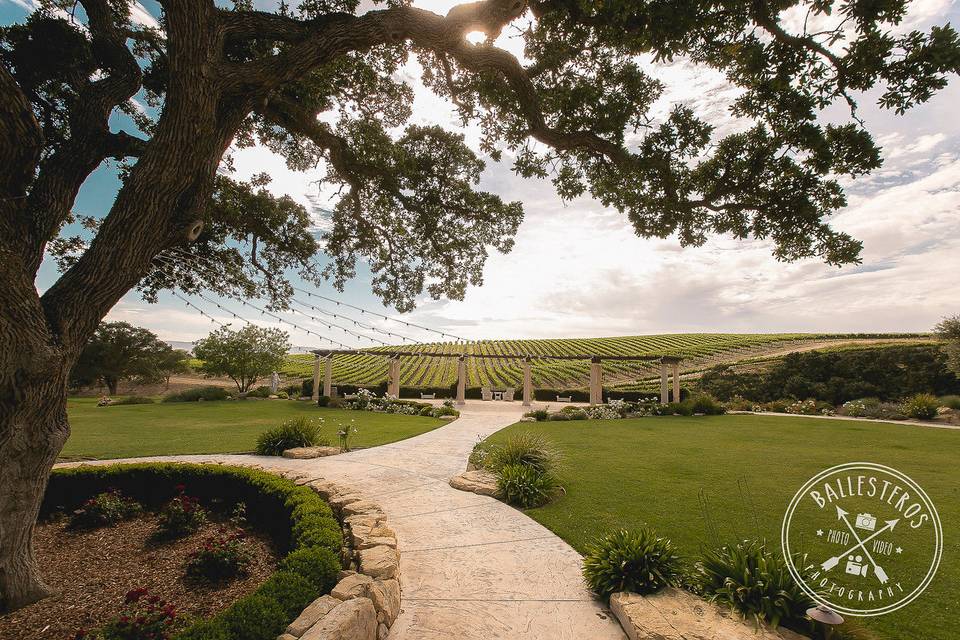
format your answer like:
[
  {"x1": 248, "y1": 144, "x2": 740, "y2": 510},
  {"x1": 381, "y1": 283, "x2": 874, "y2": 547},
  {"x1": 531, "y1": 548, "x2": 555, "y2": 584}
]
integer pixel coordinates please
[
  {"x1": 935, "y1": 314, "x2": 960, "y2": 376},
  {"x1": 192, "y1": 325, "x2": 290, "y2": 392},
  {"x1": 3, "y1": 0, "x2": 958, "y2": 328},
  {"x1": 69, "y1": 321, "x2": 187, "y2": 394}
]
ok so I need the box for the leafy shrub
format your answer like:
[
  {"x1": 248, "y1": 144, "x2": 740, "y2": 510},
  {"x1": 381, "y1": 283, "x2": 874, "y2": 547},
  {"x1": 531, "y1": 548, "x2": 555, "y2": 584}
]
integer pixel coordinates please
[
  {"x1": 219, "y1": 594, "x2": 287, "y2": 640},
  {"x1": 78, "y1": 588, "x2": 177, "y2": 640},
  {"x1": 69, "y1": 489, "x2": 142, "y2": 529},
  {"x1": 255, "y1": 417, "x2": 326, "y2": 455},
  {"x1": 276, "y1": 391, "x2": 288, "y2": 399},
  {"x1": 280, "y1": 547, "x2": 341, "y2": 593},
  {"x1": 419, "y1": 405, "x2": 433, "y2": 416},
  {"x1": 694, "y1": 539, "x2": 813, "y2": 629},
  {"x1": 155, "y1": 485, "x2": 207, "y2": 539},
  {"x1": 163, "y1": 386, "x2": 230, "y2": 403},
  {"x1": 112, "y1": 395, "x2": 155, "y2": 405},
  {"x1": 668, "y1": 401, "x2": 693, "y2": 416},
  {"x1": 689, "y1": 394, "x2": 725, "y2": 415},
  {"x1": 496, "y1": 464, "x2": 558, "y2": 508},
  {"x1": 317, "y1": 395, "x2": 331, "y2": 407},
  {"x1": 839, "y1": 398, "x2": 869, "y2": 417},
  {"x1": 186, "y1": 531, "x2": 254, "y2": 581},
  {"x1": 939, "y1": 394, "x2": 960, "y2": 409},
  {"x1": 432, "y1": 405, "x2": 459, "y2": 417},
  {"x1": 901, "y1": 393, "x2": 940, "y2": 419},
  {"x1": 548, "y1": 412, "x2": 571, "y2": 421},
  {"x1": 582, "y1": 527, "x2": 683, "y2": 599},
  {"x1": 523, "y1": 409, "x2": 549, "y2": 421},
  {"x1": 284, "y1": 383, "x2": 302, "y2": 397},
  {"x1": 246, "y1": 385, "x2": 272, "y2": 398},
  {"x1": 290, "y1": 513, "x2": 343, "y2": 553},
  {"x1": 723, "y1": 395, "x2": 754, "y2": 411},
  {"x1": 486, "y1": 432, "x2": 560, "y2": 474},
  {"x1": 256, "y1": 571, "x2": 318, "y2": 618}
]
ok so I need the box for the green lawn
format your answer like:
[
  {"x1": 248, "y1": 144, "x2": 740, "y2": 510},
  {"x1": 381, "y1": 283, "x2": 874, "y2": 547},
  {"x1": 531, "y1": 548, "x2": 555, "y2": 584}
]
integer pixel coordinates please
[
  {"x1": 62, "y1": 397, "x2": 444, "y2": 460},
  {"x1": 487, "y1": 415, "x2": 959, "y2": 640}
]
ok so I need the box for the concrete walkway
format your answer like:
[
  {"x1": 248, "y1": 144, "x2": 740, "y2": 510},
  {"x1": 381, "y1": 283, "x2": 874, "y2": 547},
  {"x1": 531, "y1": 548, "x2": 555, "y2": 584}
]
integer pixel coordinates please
[{"x1": 94, "y1": 402, "x2": 624, "y2": 639}]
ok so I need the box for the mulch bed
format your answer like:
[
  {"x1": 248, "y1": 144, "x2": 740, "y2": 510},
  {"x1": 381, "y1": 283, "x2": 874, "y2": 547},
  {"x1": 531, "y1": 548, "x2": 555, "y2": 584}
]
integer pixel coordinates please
[{"x1": 0, "y1": 513, "x2": 279, "y2": 639}]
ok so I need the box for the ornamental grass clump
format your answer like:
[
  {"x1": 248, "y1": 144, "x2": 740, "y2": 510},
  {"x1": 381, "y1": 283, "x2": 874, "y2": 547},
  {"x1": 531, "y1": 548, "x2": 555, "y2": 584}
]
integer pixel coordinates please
[
  {"x1": 485, "y1": 432, "x2": 560, "y2": 474},
  {"x1": 901, "y1": 392, "x2": 940, "y2": 420},
  {"x1": 693, "y1": 539, "x2": 814, "y2": 630},
  {"x1": 496, "y1": 464, "x2": 559, "y2": 508},
  {"x1": 255, "y1": 417, "x2": 326, "y2": 455},
  {"x1": 69, "y1": 488, "x2": 143, "y2": 529},
  {"x1": 582, "y1": 527, "x2": 683, "y2": 599}
]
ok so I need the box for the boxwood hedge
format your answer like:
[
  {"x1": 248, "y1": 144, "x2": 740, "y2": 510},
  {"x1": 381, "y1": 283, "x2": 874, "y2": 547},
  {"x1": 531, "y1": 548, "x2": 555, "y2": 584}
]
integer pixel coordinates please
[{"x1": 43, "y1": 463, "x2": 341, "y2": 640}]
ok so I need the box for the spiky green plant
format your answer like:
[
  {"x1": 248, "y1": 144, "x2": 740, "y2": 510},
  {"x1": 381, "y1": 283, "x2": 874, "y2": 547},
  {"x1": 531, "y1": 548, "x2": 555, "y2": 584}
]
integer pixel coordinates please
[{"x1": 582, "y1": 527, "x2": 683, "y2": 599}]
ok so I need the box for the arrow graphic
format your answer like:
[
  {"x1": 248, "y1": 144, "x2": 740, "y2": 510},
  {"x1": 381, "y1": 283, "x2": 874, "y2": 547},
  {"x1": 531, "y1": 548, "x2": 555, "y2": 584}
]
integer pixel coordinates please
[
  {"x1": 823, "y1": 506, "x2": 889, "y2": 584},
  {"x1": 821, "y1": 515, "x2": 899, "y2": 572}
]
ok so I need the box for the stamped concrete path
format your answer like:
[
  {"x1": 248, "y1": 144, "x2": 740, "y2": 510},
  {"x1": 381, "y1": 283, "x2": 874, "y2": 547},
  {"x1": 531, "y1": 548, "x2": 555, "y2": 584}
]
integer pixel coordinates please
[{"x1": 99, "y1": 402, "x2": 625, "y2": 640}]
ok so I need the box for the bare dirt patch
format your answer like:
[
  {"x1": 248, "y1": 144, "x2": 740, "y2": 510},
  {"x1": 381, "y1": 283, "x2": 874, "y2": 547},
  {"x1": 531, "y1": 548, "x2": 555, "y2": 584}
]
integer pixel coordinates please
[{"x1": 0, "y1": 514, "x2": 278, "y2": 639}]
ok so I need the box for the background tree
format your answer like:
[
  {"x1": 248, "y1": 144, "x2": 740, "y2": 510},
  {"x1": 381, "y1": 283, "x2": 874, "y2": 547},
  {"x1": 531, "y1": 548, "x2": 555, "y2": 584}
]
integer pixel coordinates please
[
  {"x1": 192, "y1": 325, "x2": 290, "y2": 393},
  {"x1": 69, "y1": 322, "x2": 184, "y2": 395},
  {"x1": 158, "y1": 349, "x2": 191, "y2": 389},
  {"x1": 1, "y1": 0, "x2": 958, "y2": 611},
  {"x1": 935, "y1": 315, "x2": 960, "y2": 376}
]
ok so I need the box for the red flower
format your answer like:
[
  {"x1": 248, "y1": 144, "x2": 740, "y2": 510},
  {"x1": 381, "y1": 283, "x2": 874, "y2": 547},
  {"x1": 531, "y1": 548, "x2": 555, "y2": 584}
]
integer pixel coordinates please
[{"x1": 174, "y1": 483, "x2": 186, "y2": 494}]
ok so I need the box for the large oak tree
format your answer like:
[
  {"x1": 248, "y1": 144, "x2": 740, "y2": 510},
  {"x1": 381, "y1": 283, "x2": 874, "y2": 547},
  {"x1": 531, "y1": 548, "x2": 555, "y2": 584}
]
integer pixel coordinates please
[{"x1": 1, "y1": 0, "x2": 958, "y2": 611}]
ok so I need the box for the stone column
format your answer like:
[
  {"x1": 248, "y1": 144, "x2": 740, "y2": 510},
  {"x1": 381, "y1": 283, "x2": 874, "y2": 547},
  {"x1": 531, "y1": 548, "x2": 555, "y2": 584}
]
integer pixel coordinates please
[
  {"x1": 388, "y1": 358, "x2": 400, "y2": 397},
  {"x1": 659, "y1": 359, "x2": 669, "y2": 405},
  {"x1": 522, "y1": 358, "x2": 533, "y2": 406},
  {"x1": 456, "y1": 356, "x2": 466, "y2": 406},
  {"x1": 589, "y1": 357, "x2": 602, "y2": 405},
  {"x1": 311, "y1": 354, "x2": 322, "y2": 402},
  {"x1": 672, "y1": 361, "x2": 680, "y2": 404},
  {"x1": 323, "y1": 356, "x2": 333, "y2": 398}
]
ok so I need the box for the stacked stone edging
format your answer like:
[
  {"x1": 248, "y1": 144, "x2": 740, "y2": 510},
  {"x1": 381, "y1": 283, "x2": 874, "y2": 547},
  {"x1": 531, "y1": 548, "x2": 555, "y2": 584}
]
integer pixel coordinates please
[{"x1": 277, "y1": 470, "x2": 401, "y2": 640}]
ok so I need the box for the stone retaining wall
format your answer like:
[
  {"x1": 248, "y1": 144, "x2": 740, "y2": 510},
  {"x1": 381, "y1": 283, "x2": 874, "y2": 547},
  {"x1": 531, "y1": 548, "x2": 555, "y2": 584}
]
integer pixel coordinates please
[{"x1": 276, "y1": 470, "x2": 401, "y2": 640}]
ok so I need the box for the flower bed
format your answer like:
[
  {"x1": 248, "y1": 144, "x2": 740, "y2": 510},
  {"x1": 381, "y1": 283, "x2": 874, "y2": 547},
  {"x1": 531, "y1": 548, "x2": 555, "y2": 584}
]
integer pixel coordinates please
[{"x1": 34, "y1": 463, "x2": 342, "y2": 640}]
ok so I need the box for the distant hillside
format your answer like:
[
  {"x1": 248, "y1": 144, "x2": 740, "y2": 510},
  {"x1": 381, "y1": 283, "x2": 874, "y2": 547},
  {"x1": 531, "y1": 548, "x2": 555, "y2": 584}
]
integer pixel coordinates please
[{"x1": 279, "y1": 333, "x2": 931, "y2": 392}]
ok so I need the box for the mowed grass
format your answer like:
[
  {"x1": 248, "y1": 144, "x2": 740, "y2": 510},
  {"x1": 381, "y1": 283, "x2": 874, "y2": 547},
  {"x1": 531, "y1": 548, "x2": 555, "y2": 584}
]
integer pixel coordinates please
[
  {"x1": 487, "y1": 415, "x2": 959, "y2": 639},
  {"x1": 62, "y1": 397, "x2": 444, "y2": 460}
]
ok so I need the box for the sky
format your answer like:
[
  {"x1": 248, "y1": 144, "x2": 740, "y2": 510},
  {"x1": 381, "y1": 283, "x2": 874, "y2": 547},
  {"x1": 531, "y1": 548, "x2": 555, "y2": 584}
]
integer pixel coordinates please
[{"x1": 4, "y1": 0, "x2": 960, "y2": 345}]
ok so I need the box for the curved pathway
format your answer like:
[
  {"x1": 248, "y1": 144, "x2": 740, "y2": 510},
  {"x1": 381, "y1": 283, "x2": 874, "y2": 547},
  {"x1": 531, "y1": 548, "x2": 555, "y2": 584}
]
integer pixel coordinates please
[{"x1": 84, "y1": 402, "x2": 624, "y2": 639}]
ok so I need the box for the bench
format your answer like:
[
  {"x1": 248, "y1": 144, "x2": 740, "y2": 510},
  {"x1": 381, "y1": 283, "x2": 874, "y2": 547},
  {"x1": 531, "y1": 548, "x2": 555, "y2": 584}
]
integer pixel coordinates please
[
  {"x1": 343, "y1": 393, "x2": 358, "y2": 400},
  {"x1": 556, "y1": 395, "x2": 572, "y2": 403},
  {"x1": 420, "y1": 393, "x2": 436, "y2": 399}
]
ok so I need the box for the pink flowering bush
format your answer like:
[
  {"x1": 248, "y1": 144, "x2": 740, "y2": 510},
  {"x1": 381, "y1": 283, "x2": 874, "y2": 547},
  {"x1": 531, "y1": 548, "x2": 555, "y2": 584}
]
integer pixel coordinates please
[{"x1": 75, "y1": 588, "x2": 177, "y2": 640}]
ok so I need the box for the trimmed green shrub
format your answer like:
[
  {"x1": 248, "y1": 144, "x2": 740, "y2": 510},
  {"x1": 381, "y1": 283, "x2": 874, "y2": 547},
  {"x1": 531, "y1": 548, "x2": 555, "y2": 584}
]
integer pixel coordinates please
[
  {"x1": 486, "y1": 432, "x2": 560, "y2": 474},
  {"x1": 256, "y1": 571, "x2": 318, "y2": 618},
  {"x1": 69, "y1": 489, "x2": 143, "y2": 529},
  {"x1": 496, "y1": 464, "x2": 558, "y2": 508},
  {"x1": 901, "y1": 392, "x2": 940, "y2": 419},
  {"x1": 291, "y1": 514, "x2": 343, "y2": 553},
  {"x1": 219, "y1": 594, "x2": 287, "y2": 640},
  {"x1": 255, "y1": 417, "x2": 327, "y2": 455},
  {"x1": 582, "y1": 527, "x2": 683, "y2": 599},
  {"x1": 163, "y1": 386, "x2": 230, "y2": 403},
  {"x1": 668, "y1": 401, "x2": 693, "y2": 416},
  {"x1": 111, "y1": 395, "x2": 155, "y2": 405},
  {"x1": 523, "y1": 409, "x2": 549, "y2": 421},
  {"x1": 694, "y1": 539, "x2": 812, "y2": 629},
  {"x1": 317, "y1": 395, "x2": 331, "y2": 407},
  {"x1": 173, "y1": 619, "x2": 230, "y2": 640},
  {"x1": 280, "y1": 547, "x2": 341, "y2": 593}
]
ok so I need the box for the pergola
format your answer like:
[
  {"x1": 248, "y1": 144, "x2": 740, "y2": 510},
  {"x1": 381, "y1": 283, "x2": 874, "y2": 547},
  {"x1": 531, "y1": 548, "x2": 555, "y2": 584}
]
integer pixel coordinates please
[{"x1": 309, "y1": 349, "x2": 683, "y2": 406}]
